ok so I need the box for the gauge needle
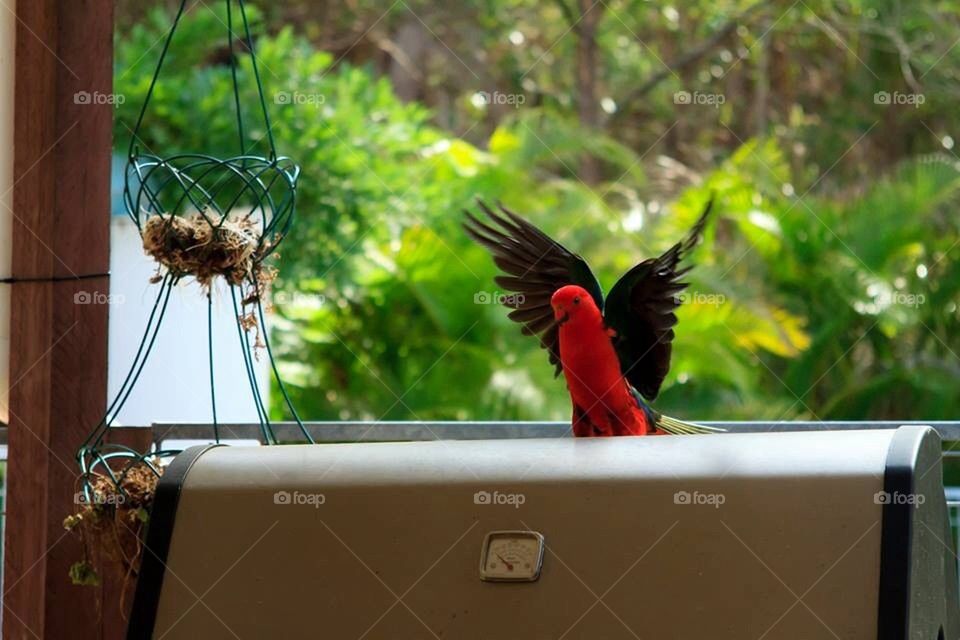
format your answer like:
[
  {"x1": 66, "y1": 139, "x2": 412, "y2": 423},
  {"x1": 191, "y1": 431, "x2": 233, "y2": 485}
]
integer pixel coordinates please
[{"x1": 496, "y1": 554, "x2": 514, "y2": 571}]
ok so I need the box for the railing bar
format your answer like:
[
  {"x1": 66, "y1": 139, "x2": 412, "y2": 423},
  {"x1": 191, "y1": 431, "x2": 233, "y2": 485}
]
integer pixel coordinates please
[
  {"x1": 3, "y1": 421, "x2": 960, "y2": 456},
  {"x1": 145, "y1": 421, "x2": 960, "y2": 445}
]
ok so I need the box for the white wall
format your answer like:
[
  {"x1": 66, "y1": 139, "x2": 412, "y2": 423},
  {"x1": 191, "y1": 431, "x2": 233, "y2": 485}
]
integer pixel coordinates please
[
  {"x1": 108, "y1": 217, "x2": 270, "y2": 427},
  {"x1": 0, "y1": 4, "x2": 14, "y2": 424}
]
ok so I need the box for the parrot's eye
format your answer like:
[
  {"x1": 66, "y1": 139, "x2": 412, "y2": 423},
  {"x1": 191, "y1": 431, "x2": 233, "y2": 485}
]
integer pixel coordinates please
[{"x1": 573, "y1": 296, "x2": 580, "y2": 305}]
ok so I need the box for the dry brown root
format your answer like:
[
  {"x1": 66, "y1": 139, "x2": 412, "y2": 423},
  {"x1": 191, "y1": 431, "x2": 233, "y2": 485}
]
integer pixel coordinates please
[
  {"x1": 64, "y1": 463, "x2": 163, "y2": 586},
  {"x1": 141, "y1": 212, "x2": 262, "y2": 287},
  {"x1": 141, "y1": 212, "x2": 280, "y2": 346}
]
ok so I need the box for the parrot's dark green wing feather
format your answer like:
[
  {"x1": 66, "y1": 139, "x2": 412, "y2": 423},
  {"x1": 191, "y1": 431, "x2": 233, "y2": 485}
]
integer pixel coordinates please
[
  {"x1": 463, "y1": 200, "x2": 603, "y2": 376},
  {"x1": 603, "y1": 199, "x2": 712, "y2": 400}
]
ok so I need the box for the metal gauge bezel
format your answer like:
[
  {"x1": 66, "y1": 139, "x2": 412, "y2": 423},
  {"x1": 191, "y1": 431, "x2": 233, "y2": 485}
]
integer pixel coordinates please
[{"x1": 479, "y1": 530, "x2": 545, "y2": 582}]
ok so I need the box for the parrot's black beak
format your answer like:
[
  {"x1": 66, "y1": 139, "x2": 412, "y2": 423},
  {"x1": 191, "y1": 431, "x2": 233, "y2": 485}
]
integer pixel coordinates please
[{"x1": 556, "y1": 311, "x2": 570, "y2": 326}]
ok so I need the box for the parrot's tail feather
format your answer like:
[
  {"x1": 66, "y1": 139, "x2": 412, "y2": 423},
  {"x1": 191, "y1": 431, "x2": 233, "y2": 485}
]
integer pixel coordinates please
[{"x1": 655, "y1": 414, "x2": 725, "y2": 435}]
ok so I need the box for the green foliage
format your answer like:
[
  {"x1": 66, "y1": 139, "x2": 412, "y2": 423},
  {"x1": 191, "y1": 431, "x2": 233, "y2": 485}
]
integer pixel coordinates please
[
  {"x1": 115, "y1": 5, "x2": 440, "y2": 281},
  {"x1": 68, "y1": 561, "x2": 101, "y2": 587},
  {"x1": 114, "y1": 3, "x2": 960, "y2": 423}
]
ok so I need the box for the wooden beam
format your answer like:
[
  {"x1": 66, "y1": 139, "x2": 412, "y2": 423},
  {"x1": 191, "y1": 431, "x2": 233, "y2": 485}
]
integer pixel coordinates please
[{"x1": 4, "y1": 1, "x2": 114, "y2": 638}]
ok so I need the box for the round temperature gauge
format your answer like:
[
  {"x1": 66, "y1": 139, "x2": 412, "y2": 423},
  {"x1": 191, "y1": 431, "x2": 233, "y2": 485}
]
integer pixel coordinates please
[{"x1": 479, "y1": 531, "x2": 544, "y2": 582}]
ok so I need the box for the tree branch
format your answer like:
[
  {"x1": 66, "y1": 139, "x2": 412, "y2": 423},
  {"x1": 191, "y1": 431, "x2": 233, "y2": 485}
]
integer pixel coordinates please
[
  {"x1": 552, "y1": 0, "x2": 583, "y2": 36},
  {"x1": 618, "y1": 2, "x2": 768, "y2": 113}
]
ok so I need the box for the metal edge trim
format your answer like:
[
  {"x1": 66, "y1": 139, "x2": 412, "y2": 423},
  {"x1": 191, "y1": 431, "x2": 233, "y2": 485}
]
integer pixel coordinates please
[
  {"x1": 126, "y1": 444, "x2": 225, "y2": 639},
  {"x1": 878, "y1": 426, "x2": 932, "y2": 640}
]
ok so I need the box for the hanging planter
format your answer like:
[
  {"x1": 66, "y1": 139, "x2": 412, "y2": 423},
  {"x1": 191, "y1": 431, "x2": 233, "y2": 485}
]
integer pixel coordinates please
[
  {"x1": 130, "y1": 151, "x2": 297, "y2": 286},
  {"x1": 135, "y1": 159, "x2": 291, "y2": 283},
  {"x1": 63, "y1": 465, "x2": 159, "y2": 590},
  {"x1": 68, "y1": 0, "x2": 313, "y2": 590}
]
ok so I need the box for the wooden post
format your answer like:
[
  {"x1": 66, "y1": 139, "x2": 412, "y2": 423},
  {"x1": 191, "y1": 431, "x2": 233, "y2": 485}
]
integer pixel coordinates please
[{"x1": 4, "y1": 1, "x2": 114, "y2": 638}]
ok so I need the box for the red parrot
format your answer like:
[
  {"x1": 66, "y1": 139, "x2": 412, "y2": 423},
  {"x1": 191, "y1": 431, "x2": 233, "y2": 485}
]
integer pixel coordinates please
[{"x1": 464, "y1": 200, "x2": 721, "y2": 437}]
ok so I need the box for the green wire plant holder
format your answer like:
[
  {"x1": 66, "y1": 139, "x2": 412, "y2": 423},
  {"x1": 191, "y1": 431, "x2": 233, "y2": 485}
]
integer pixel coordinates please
[{"x1": 73, "y1": 0, "x2": 314, "y2": 525}]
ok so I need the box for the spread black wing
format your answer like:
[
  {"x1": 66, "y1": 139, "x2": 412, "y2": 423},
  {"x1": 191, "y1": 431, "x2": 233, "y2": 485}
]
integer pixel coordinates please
[
  {"x1": 602, "y1": 200, "x2": 712, "y2": 400},
  {"x1": 463, "y1": 201, "x2": 603, "y2": 376}
]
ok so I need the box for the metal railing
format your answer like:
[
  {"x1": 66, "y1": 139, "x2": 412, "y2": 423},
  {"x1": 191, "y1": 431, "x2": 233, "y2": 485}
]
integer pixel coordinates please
[
  {"x1": 146, "y1": 419, "x2": 960, "y2": 444},
  {"x1": 0, "y1": 420, "x2": 957, "y2": 447}
]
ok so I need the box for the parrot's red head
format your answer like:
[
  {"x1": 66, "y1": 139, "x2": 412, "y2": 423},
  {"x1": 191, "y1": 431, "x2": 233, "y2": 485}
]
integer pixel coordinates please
[{"x1": 551, "y1": 285, "x2": 599, "y2": 325}]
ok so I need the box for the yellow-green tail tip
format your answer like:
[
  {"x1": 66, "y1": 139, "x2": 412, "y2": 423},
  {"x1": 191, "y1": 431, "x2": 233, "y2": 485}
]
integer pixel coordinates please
[{"x1": 656, "y1": 414, "x2": 726, "y2": 435}]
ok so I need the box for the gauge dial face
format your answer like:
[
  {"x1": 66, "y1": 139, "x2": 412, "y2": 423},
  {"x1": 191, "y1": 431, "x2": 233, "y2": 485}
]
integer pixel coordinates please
[{"x1": 479, "y1": 531, "x2": 544, "y2": 582}]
